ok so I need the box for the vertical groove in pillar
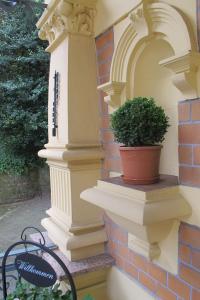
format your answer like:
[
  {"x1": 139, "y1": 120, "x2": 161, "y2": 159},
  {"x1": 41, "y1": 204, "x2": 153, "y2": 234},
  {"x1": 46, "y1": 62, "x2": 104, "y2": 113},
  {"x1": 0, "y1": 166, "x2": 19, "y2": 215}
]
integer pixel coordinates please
[
  {"x1": 50, "y1": 167, "x2": 55, "y2": 207},
  {"x1": 49, "y1": 166, "x2": 71, "y2": 217}
]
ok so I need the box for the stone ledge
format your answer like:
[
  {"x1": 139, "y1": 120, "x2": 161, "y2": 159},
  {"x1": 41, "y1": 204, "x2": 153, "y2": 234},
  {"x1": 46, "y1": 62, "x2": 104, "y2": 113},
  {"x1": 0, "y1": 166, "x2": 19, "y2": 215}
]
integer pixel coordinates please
[
  {"x1": 31, "y1": 232, "x2": 114, "y2": 279},
  {"x1": 81, "y1": 175, "x2": 191, "y2": 273},
  {"x1": 102, "y1": 174, "x2": 178, "y2": 192}
]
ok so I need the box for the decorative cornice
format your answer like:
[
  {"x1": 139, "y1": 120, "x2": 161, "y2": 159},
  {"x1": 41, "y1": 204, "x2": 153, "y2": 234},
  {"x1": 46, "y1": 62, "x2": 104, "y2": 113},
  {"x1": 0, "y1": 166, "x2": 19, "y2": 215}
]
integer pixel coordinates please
[
  {"x1": 37, "y1": 0, "x2": 97, "y2": 52},
  {"x1": 160, "y1": 51, "x2": 200, "y2": 74},
  {"x1": 38, "y1": 147, "x2": 104, "y2": 163}
]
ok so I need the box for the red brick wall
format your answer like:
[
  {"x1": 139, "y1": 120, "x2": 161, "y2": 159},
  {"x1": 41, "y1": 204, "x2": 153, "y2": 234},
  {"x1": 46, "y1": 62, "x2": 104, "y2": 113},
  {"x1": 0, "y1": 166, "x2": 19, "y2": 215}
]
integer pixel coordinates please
[
  {"x1": 104, "y1": 213, "x2": 200, "y2": 300},
  {"x1": 95, "y1": 28, "x2": 121, "y2": 179},
  {"x1": 96, "y1": 23, "x2": 200, "y2": 300},
  {"x1": 179, "y1": 99, "x2": 200, "y2": 187}
]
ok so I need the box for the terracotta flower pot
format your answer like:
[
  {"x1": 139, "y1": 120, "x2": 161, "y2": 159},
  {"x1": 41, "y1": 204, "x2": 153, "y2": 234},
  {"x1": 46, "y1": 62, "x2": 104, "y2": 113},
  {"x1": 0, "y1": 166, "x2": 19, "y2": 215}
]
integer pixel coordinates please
[{"x1": 120, "y1": 146, "x2": 162, "y2": 185}]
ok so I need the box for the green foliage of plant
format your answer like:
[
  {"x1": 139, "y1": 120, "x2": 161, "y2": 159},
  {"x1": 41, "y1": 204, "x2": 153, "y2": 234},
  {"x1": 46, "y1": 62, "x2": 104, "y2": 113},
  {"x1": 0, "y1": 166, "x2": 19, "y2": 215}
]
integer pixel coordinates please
[
  {"x1": 111, "y1": 97, "x2": 170, "y2": 147},
  {"x1": 6, "y1": 282, "x2": 72, "y2": 300},
  {"x1": 0, "y1": 0, "x2": 49, "y2": 175},
  {"x1": 81, "y1": 296, "x2": 94, "y2": 300},
  {"x1": 6, "y1": 281, "x2": 95, "y2": 300}
]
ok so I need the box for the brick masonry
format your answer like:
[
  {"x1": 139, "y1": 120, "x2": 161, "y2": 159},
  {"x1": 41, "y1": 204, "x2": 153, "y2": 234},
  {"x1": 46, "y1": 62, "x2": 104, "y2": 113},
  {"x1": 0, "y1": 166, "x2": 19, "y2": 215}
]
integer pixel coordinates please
[
  {"x1": 95, "y1": 9, "x2": 200, "y2": 299},
  {"x1": 95, "y1": 28, "x2": 121, "y2": 179},
  {"x1": 179, "y1": 99, "x2": 200, "y2": 187},
  {"x1": 104, "y1": 214, "x2": 200, "y2": 300}
]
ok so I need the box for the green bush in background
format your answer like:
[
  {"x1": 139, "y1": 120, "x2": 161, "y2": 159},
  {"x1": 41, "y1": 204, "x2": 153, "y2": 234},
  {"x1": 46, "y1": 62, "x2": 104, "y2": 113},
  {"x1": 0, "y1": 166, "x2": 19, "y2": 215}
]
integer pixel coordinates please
[{"x1": 0, "y1": 0, "x2": 49, "y2": 175}]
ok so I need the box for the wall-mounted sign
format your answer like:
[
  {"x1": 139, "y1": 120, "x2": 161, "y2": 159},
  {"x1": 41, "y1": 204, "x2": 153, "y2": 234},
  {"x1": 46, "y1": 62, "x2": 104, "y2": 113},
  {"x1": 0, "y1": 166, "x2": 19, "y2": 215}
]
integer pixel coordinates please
[
  {"x1": 15, "y1": 253, "x2": 57, "y2": 287},
  {"x1": 52, "y1": 71, "x2": 59, "y2": 137}
]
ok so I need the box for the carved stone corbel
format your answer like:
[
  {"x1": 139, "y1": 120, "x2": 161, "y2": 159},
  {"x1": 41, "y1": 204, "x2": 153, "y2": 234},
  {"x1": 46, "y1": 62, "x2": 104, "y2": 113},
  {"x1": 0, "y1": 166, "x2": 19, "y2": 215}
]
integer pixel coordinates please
[
  {"x1": 98, "y1": 81, "x2": 126, "y2": 108},
  {"x1": 81, "y1": 176, "x2": 191, "y2": 272},
  {"x1": 160, "y1": 51, "x2": 200, "y2": 99}
]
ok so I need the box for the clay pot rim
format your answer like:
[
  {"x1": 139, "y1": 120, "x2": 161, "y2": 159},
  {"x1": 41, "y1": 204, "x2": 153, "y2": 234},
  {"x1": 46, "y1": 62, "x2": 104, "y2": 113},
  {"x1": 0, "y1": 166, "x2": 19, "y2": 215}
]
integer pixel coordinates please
[{"x1": 120, "y1": 145, "x2": 163, "y2": 151}]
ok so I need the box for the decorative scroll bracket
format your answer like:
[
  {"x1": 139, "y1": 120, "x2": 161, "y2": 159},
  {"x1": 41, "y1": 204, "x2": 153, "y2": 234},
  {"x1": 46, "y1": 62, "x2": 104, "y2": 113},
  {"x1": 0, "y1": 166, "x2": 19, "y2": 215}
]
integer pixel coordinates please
[
  {"x1": 97, "y1": 81, "x2": 126, "y2": 108},
  {"x1": 160, "y1": 51, "x2": 200, "y2": 99}
]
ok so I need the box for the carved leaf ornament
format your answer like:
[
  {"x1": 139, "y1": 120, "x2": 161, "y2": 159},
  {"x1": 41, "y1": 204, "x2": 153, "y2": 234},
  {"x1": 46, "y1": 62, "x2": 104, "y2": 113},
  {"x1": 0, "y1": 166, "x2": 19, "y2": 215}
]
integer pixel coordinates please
[{"x1": 39, "y1": 0, "x2": 96, "y2": 46}]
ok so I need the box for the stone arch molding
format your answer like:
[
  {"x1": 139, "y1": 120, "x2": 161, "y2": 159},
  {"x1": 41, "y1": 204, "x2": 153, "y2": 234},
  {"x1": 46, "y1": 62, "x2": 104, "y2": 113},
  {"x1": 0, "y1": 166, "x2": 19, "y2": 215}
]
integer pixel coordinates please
[{"x1": 98, "y1": 1, "x2": 200, "y2": 108}]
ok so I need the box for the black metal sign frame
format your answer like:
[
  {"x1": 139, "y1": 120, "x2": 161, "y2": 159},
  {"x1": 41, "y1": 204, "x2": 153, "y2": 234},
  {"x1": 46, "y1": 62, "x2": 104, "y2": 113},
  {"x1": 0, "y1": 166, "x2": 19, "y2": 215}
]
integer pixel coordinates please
[
  {"x1": 1, "y1": 227, "x2": 77, "y2": 300},
  {"x1": 52, "y1": 71, "x2": 59, "y2": 137}
]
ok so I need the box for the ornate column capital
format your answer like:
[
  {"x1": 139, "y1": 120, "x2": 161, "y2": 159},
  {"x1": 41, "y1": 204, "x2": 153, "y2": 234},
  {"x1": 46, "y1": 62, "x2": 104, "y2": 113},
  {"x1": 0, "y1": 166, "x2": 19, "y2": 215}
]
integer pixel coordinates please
[{"x1": 37, "y1": 0, "x2": 97, "y2": 52}]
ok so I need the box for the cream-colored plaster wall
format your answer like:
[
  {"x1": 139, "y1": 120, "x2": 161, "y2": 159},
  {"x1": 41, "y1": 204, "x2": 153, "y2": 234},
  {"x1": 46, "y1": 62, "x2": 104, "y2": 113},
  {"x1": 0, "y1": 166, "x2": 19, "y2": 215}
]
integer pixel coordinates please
[
  {"x1": 107, "y1": 267, "x2": 154, "y2": 300},
  {"x1": 95, "y1": 0, "x2": 197, "y2": 45},
  {"x1": 163, "y1": 0, "x2": 197, "y2": 43},
  {"x1": 95, "y1": 0, "x2": 141, "y2": 36},
  {"x1": 181, "y1": 185, "x2": 200, "y2": 227},
  {"x1": 133, "y1": 39, "x2": 182, "y2": 176}
]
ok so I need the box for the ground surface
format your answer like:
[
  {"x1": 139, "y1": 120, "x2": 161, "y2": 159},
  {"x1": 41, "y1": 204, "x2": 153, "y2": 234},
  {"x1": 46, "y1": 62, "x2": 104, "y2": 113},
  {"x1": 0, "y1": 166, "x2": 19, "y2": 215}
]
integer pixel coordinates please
[
  {"x1": 0, "y1": 193, "x2": 50, "y2": 298},
  {"x1": 0, "y1": 192, "x2": 50, "y2": 253}
]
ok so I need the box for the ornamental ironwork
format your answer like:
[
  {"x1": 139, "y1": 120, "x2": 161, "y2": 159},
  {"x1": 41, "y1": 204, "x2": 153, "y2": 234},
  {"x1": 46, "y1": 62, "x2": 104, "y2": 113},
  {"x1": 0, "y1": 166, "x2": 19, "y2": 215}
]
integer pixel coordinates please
[{"x1": 1, "y1": 226, "x2": 77, "y2": 300}]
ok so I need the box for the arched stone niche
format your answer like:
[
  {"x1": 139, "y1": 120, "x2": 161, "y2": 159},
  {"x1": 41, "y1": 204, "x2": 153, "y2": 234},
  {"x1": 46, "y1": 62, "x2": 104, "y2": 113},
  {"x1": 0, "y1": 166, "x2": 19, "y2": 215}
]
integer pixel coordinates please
[
  {"x1": 99, "y1": 1, "x2": 199, "y2": 104},
  {"x1": 98, "y1": 0, "x2": 200, "y2": 177}
]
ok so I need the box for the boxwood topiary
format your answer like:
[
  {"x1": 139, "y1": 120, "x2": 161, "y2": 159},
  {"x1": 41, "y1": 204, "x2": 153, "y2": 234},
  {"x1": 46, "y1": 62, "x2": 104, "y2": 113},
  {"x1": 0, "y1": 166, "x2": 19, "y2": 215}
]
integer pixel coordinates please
[{"x1": 111, "y1": 97, "x2": 169, "y2": 147}]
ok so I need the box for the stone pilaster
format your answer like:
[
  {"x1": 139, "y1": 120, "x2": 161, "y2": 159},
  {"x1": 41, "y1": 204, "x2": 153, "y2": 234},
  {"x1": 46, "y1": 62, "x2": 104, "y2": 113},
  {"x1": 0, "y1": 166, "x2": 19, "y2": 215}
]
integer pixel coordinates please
[{"x1": 37, "y1": 0, "x2": 107, "y2": 261}]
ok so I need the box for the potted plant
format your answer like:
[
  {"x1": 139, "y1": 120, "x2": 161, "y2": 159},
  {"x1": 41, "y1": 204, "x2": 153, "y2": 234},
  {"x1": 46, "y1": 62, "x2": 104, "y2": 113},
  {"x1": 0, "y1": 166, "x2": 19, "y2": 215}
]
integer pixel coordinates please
[{"x1": 111, "y1": 97, "x2": 169, "y2": 184}]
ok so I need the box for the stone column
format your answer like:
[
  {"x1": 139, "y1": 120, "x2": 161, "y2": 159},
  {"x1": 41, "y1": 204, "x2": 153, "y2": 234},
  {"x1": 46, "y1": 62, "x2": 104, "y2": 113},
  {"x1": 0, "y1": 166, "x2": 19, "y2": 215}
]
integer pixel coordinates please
[{"x1": 37, "y1": 0, "x2": 107, "y2": 261}]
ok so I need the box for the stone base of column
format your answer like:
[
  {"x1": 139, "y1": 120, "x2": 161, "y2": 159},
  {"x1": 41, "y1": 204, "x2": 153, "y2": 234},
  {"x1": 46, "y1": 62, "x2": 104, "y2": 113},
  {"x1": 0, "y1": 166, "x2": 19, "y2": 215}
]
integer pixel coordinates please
[
  {"x1": 31, "y1": 230, "x2": 114, "y2": 300},
  {"x1": 39, "y1": 145, "x2": 106, "y2": 261},
  {"x1": 41, "y1": 216, "x2": 107, "y2": 261}
]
